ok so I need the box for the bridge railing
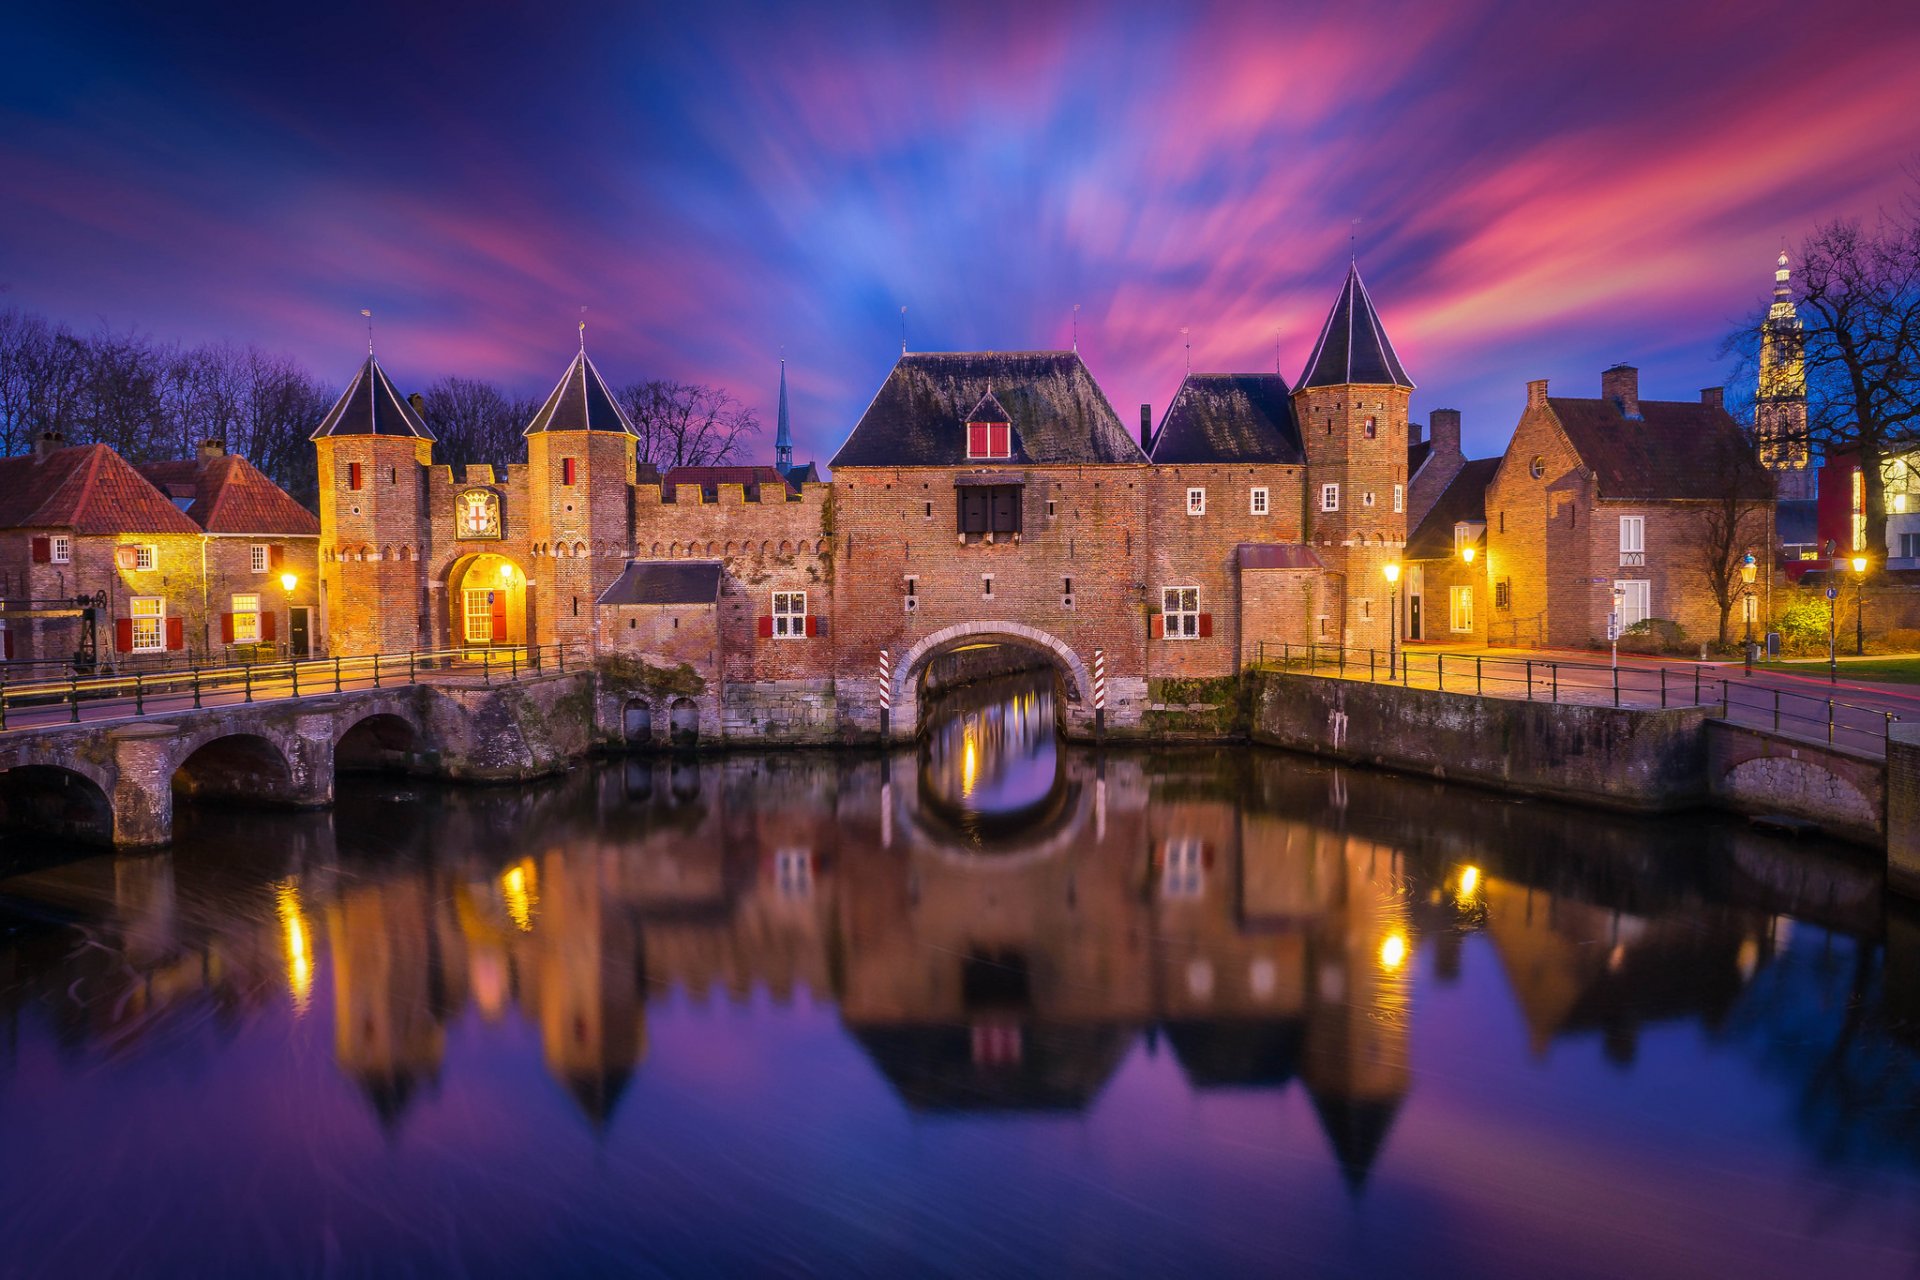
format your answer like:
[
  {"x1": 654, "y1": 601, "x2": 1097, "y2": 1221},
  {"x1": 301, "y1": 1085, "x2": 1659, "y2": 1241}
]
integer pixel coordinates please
[
  {"x1": 0, "y1": 644, "x2": 586, "y2": 732},
  {"x1": 1252, "y1": 642, "x2": 1898, "y2": 754}
]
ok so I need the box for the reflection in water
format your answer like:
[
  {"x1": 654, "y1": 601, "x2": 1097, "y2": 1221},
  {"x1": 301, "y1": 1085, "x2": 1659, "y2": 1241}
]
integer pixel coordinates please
[
  {"x1": 919, "y1": 670, "x2": 1059, "y2": 843},
  {"x1": 2, "y1": 678, "x2": 1919, "y2": 1276}
]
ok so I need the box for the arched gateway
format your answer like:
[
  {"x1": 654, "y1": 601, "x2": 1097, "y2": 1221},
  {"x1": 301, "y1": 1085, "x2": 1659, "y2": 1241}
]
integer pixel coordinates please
[{"x1": 889, "y1": 621, "x2": 1094, "y2": 739}]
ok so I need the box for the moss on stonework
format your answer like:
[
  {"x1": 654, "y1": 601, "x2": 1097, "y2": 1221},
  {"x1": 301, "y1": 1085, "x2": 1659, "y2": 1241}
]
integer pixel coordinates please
[
  {"x1": 1145, "y1": 673, "x2": 1253, "y2": 738},
  {"x1": 1147, "y1": 675, "x2": 1240, "y2": 706},
  {"x1": 596, "y1": 655, "x2": 708, "y2": 697}
]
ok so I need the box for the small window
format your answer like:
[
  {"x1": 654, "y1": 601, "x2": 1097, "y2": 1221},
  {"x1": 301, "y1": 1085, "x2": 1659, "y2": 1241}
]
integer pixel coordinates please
[
  {"x1": 1454, "y1": 522, "x2": 1471, "y2": 552},
  {"x1": 1321, "y1": 484, "x2": 1339, "y2": 512},
  {"x1": 924, "y1": 501, "x2": 933, "y2": 519},
  {"x1": 905, "y1": 576, "x2": 917, "y2": 598},
  {"x1": 957, "y1": 485, "x2": 1022, "y2": 535},
  {"x1": 1364, "y1": 416, "x2": 1377, "y2": 438},
  {"x1": 982, "y1": 574, "x2": 994, "y2": 598},
  {"x1": 1496, "y1": 579, "x2": 1512, "y2": 610},
  {"x1": 1393, "y1": 484, "x2": 1404, "y2": 514},
  {"x1": 562, "y1": 457, "x2": 577, "y2": 486},
  {"x1": 1359, "y1": 598, "x2": 1372, "y2": 621},
  {"x1": 251, "y1": 544, "x2": 270, "y2": 574},
  {"x1": 1450, "y1": 585, "x2": 1474, "y2": 632},
  {"x1": 130, "y1": 597, "x2": 165, "y2": 653},
  {"x1": 231, "y1": 593, "x2": 261, "y2": 644},
  {"x1": 1619, "y1": 515, "x2": 1645, "y2": 554},
  {"x1": 1162, "y1": 586, "x2": 1200, "y2": 639},
  {"x1": 1362, "y1": 491, "x2": 1376, "y2": 508},
  {"x1": 134, "y1": 545, "x2": 157, "y2": 572},
  {"x1": 1046, "y1": 499, "x2": 1057, "y2": 518},
  {"x1": 1187, "y1": 487, "x2": 1206, "y2": 516},
  {"x1": 1529, "y1": 455, "x2": 1545, "y2": 480},
  {"x1": 348, "y1": 461, "x2": 363, "y2": 490},
  {"x1": 50, "y1": 535, "x2": 70, "y2": 564},
  {"x1": 1250, "y1": 487, "x2": 1269, "y2": 515},
  {"x1": 772, "y1": 590, "x2": 807, "y2": 638}
]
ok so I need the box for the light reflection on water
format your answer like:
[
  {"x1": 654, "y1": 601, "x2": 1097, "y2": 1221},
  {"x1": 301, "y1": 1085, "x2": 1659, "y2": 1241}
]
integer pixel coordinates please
[{"x1": 0, "y1": 674, "x2": 1917, "y2": 1277}]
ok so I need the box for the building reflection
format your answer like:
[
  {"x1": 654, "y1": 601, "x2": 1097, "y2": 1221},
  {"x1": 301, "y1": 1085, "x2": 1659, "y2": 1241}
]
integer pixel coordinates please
[{"x1": 1, "y1": 683, "x2": 1914, "y2": 1194}]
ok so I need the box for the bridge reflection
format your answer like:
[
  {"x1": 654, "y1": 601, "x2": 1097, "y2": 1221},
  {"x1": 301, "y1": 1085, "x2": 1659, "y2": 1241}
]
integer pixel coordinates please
[{"x1": 0, "y1": 698, "x2": 1912, "y2": 1194}]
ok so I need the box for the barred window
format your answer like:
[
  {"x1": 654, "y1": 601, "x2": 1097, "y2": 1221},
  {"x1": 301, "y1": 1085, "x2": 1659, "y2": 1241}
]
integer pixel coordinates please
[
  {"x1": 130, "y1": 598, "x2": 164, "y2": 653},
  {"x1": 772, "y1": 591, "x2": 807, "y2": 638},
  {"x1": 1162, "y1": 586, "x2": 1200, "y2": 639}
]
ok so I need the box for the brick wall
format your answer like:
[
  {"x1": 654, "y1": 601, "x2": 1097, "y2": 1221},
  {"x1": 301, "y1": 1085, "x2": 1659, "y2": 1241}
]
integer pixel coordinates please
[
  {"x1": 1292, "y1": 383, "x2": 1410, "y2": 652},
  {"x1": 318, "y1": 435, "x2": 434, "y2": 655}
]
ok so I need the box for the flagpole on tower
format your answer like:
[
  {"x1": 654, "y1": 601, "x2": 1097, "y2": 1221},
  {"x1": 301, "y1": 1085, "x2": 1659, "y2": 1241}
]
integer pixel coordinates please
[
  {"x1": 1073, "y1": 303, "x2": 1080, "y2": 354},
  {"x1": 579, "y1": 305, "x2": 587, "y2": 353},
  {"x1": 900, "y1": 306, "x2": 908, "y2": 356},
  {"x1": 361, "y1": 309, "x2": 373, "y2": 356}
]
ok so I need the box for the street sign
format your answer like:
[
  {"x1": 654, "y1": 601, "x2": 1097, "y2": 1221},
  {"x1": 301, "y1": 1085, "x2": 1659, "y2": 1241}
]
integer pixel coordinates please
[
  {"x1": 1825, "y1": 587, "x2": 1838, "y2": 600},
  {"x1": 1606, "y1": 612, "x2": 1621, "y2": 641}
]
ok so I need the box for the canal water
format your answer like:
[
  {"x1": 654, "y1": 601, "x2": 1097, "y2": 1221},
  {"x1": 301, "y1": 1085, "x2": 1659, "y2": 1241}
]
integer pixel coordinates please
[{"x1": 2, "y1": 669, "x2": 1918, "y2": 1278}]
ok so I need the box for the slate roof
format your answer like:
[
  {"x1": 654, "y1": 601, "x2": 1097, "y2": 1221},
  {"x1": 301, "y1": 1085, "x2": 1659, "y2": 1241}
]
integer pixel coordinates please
[
  {"x1": 1310, "y1": 1093, "x2": 1403, "y2": 1194},
  {"x1": 311, "y1": 356, "x2": 435, "y2": 440},
  {"x1": 1406, "y1": 457, "x2": 1500, "y2": 559},
  {"x1": 1238, "y1": 543, "x2": 1326, "y2": 571},
  {"x1": 1150, "y1": 374, "x2": 1304, "y2": 464},
  {"x1": 830, "y1": 352, "x2": 1143, "y2": 468},
  {"x1": 1407, "y1": 439, "x2": 1433, "y2": 477},
  {"x1": 849, "y1": 1022, "x2": 1133, "y2": 1112},
  {"x1": 524, "y1": 350, "x2": 638, "y2": 436},
  {"x1": 661, "y1": 465, "x2": 799, "y2": 501},
  {"x1": 137, "y1": 454, "x2": 319, "y2": 536},
  {"x1": 1547, "y1": 397, "x2": 1772, "y2": 501},
  {"x1": 1299, "y1": 263, "x2": 1414, "y2": 390},
  {"x1": 0, "y1": 445, "x2": 202, "y2": 535},
  {"x1": 966, "y1": 389, "x2": 1013, "y2": 423},
  {"x1": 596, "y1": 560, "x2": 724, "y2": 606},
  {"x1": 1164, "y1": 1018, "x2": 1306, "y2": 1089}
]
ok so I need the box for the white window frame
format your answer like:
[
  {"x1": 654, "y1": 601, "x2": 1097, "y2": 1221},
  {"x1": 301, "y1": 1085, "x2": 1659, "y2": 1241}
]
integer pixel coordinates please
[
  {"x1": 1162, "y1": 838, "x2": 1205, "y2": 899},
  {"x1": 129, "y1": 597, "x2": 165, "y2": 653},
  {"x1": 1615, "y1": 579, "x2": 1651, "y2": 629},
  {"x1": 1162, "y1": 586, "x2": 1200, "y2": 640},
  {"x1": 133, "y1": 544, "x2": 157, "y2": 572},
  {"x1": 772, "y1": 590, "x2": 807, "y2": 639},
  {"x1": 251, "y1": 544, "x2": 270, "y2": 574},
  {"x1": 231, "y1": 593, "x2": 262, "y2": 644},
  {"x1": 1450, "y1": 585, "x2": 1474, "y2": 633},
  {"x1": 1321, "y1": 483, "x2": 1339, "y2": 512},
  {"x1": 1250, "y1": 486, "x2": 1269, "y2": 516},
  {"x1": 50, "y1": 534, "x2": 71, "y2": 564},
  {"x1": 1619, "y1": 515, "x2": 1645, "y2": 554},
  {"x1": 1393, "y1": 484, "x2": 1403, "y2": 514},
  {"x1": 1186, "y1": 487, "x2": 1206, "y2": 516},
  {"x1": 463, "y1": 587, "x2": 496, "y2": 643}
]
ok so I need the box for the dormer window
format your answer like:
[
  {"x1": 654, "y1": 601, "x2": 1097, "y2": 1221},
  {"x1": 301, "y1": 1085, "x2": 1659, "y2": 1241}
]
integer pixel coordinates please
[{"x1": 968, "y1": 422, "x2": 1011, "y2": 459}]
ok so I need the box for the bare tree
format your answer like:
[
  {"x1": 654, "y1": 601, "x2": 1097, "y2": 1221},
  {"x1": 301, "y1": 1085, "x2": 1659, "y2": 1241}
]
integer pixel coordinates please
[
  {"x1": 615, "y1": 379, "x2": 760, "y2": 470},
  {"x1": 0, "y1": 308, "x2": 87, "y2": 452},
  {"x1": 1695, "y1": 429, "x2": 1777, "y2": 646},
  {"x1": 418, "y1": 376, "x2": 538, "y2": 477}
]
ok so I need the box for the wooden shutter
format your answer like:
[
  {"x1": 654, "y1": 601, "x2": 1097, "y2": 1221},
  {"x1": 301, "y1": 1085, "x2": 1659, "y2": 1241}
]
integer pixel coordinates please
[
  {"x1": 563, "y1": 457, "x2": 576, "y2": 485},
  {"x1": 990, "y1": 487, "x2": 1020, "y2": 533},
  {"x1": 1150, "y1": 614, "x2": 1165, "y2": 639},
  {"x1": 165, "y1": 618, "x2": 185, "y2": 651},
  {"x1": 116, "y1": 546, "x2": 138, "y2": 570},
  {"x1": 1198, "y1": 613, "x2": 1214, "y2": 638},
  {"x1": 990, "y1": 424, "x2": 1009, "y2": 457},
  {"x1": 489, "y1": 593, "x2": 505, "y2": 641},
  {"x1": 348, "y1": 461, "x2": 362, "y2": 490},
  {"x1": 968, "y1": 424, "x2": 988, "y2": 457},
  {"x1": 269, "y1": 545, "x2": 285, "y2": 569},
  {"x1": 261, "y1": 611, "x2": 277, "y2": 642},
  {"x1": 220, "y1": 612, "x2": 235, "y2": 644},
  {"x1": 30, "y1": 537, "x2": 49, "y2": 563},
  {"x1": 115, "y1": 618, "x2": 134, "y2": 652},
  {"x1": 804, "y1": 615, "x2": 818, "y2": 637},
  {"x1": 757, "y1": 615, "x2": 774, "y2": 639}
]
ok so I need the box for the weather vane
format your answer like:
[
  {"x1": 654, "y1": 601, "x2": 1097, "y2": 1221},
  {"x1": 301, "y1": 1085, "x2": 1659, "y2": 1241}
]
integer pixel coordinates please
[{"x1": 360, "y1": 308, "x2": 373, "y2": 355}]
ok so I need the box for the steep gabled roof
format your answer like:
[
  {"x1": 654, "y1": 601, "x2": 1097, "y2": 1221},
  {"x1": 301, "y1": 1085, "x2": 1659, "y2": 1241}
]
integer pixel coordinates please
[
  {"x1": 966, "y1": 389, "x2": 1013, "y2": 424},
  {"x1": 0, "y1": 445, "x2": 202, "y2": 535},
  {"x1": 137, "y1": 453, "x2": 318, "y2": 536},
  {"x1": 311, "y1": 356, "x2": 435, "y2": 440},
  {"x1": 1548, "y1": 398, "x2": 1772, "y2": 501},
  {"x1": 596, "y1": 560, "x2": 724, "y2": 606},
  {"x1": 1298, "y1": 262, "x2": 1413, "y2": 390},
  {"x1": 523, "y1": 350, "x2": 638, "y2": 436},
  {"x1": 1406, "y1": 457, "x2": 1500, "y2": 559},
  {"x1": 830, "y1": 352, "x2": 1143, "y2": 468},
  {"x1": 1151, "y1": 373, "x2": 1304, "y2": 464}
]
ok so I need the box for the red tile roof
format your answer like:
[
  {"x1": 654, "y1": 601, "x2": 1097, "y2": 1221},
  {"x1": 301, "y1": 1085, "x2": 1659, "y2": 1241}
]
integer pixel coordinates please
[
  {"x1": 0, "y1": 445, "x2": 202, "y2": 535},
  {"x1": 137, "y1": 454, "x2": 319, "y2": 536},
  {"x1": 1548, "y1": 398, "x2": 1773, "y2": 501},
  {"x1": 661, "y1": 465, "x2": 798, "y2": 500}
]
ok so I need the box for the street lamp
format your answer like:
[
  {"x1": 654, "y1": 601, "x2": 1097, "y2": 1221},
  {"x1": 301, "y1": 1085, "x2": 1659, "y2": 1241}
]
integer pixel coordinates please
[
  {"x1": 1852, "y1": 554, "x2": 1868, "y2": 656},
  {"x1": 1383, "y1": 561, "x2": 1402, "y2": 676},
  {"x1": 1740, "y1": 553, "x2": 1757, "y2": 674}
]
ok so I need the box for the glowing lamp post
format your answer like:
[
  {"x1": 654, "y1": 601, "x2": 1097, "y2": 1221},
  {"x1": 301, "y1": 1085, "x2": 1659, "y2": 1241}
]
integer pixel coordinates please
[
  {"x1": 1740, "y1": 553, "x2": 1757, "y2": 673},
  {"x1": 1852, "y1": 555, "x2": 1868, "y2": 656},
  {"x1": 1383, "y1": 561, "x2": 1402, "y2": 677}
]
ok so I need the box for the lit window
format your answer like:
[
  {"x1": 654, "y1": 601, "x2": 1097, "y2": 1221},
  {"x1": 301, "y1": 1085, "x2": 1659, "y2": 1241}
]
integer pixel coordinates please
[
  {"x1": 1450, "y1": 585, "x2": 1473, "y2": 632},
  {"x1": 1250, "y1": 487, "x2": 1269, "y2": 515},
  {"x1": 772, "y1": 590, "x2": 807, "y2": 638},
  {"x1": 1162, "y1": 838, "x2": 1205, "y2": 898},
  {"x1": 134, "y1": 545, "x2": 157, "y2": 571},
  {"x1": 1615, "y1": 580, "x2": 1651, "y2": 628},
  {"x1": 130, "y1": 597, "x2": 164, "y2": 653},
  {"x1": 231, "y1": 593, "x2": 261, "y2": 644},
  {"x1": 1321, "y1": 484, "x2": 1339, "y2": 512},
  {"x1": 967, "y1": 422, "x2": 1011, "y2": 459},
  {"x1": 463, "y1": 588, "x2": 497, "y2": 643},
  {"x1": 1162, "y1": 586, "x2": 1200, "y2": 639},
  {"x1": 1393, "y1": 484, "x2": 1403, "y2": 514},
  {"x1": 50, "y1": 535, "x2": 70, "y2": 564},
  {"x1": 251, "y1": 544, "x2": 270, "y2": 574},
  {"x1": 1187, "y1": 487, "x2": 1206, "y2": 516}
]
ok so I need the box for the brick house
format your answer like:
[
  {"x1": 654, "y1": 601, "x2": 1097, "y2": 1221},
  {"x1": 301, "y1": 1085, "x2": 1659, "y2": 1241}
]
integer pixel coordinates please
[
  {"x1": 1403, "y1": 457, "x2": 1498, "y2": 645},
  {"x1": 1483, "y1": 365, "x2": 1774, "y2": 648}
]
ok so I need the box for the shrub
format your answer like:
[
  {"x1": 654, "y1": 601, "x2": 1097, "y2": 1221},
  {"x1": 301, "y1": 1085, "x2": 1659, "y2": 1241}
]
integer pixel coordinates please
[
  {"x1": 1775, "y1": 599, "x2": 1832, "y2": 655},
  {"x1": 1617, "y1": 618, "x2": 1687, "y2": 654},
  {"x1": 1882, "y1": 627, "x2": 1920, "y2": 653}
]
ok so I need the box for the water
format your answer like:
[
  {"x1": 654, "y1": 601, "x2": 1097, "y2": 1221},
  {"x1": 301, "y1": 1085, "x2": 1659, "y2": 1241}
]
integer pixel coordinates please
[{"x1": 1, "y1": 669, "x2": 1918, "y2": 1278}]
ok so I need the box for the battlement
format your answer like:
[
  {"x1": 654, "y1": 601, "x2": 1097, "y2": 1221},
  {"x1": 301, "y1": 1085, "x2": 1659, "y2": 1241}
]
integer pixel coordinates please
[{"x1": 631, "y1": 480, "x2": 830, "y2": 510}]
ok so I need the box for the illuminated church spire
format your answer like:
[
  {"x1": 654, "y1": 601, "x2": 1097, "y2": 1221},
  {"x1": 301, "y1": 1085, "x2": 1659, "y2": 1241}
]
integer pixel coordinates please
[
  {"x1": 775, "y1": 357, "x2": 794, "y2": 476},
  {"x1": 1757, "y1": 250, "x2": 1813, "y2": 498}
]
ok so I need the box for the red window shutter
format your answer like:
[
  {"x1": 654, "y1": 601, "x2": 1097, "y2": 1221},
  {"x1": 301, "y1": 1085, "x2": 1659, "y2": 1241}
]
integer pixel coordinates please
[
  {"x1": 563, "y1": 458, "x2": 576, "y2": 486},
  {"x1": 1198, "y1": 613, "x2": 1214, "y2": 638},
  {"x1": 269, "y1": 545, "x2": 285, "y2": 569},
  {"x1": 116, "y1": 547, "x2": 137, "y2": 570},
  {"x1": 348, "y1": 461, "x2": 362, "y2": 490},
  {"x1": 968, "y1": 424, "x2": 987, "y2": 457},
  {"x1": 220, "y1": 612, "x2": 235, "y2": 644},
  {"x1": 30, "y1": 537, "x2": 49, "y2": 564},
  {"x1": 115, "y1": 618, "x2": 134, "y2": 653},
  {"x1": 165, "y1": 618, "x2": 185, "y2": 651},
  {"x1": 991, "y1": 424, "x2": 1009, "y2": 457},
  {"x1": 261, "y1": 611, "x2": 277, "y2": 642},
  {"x1": 757, "y1": 616, "x2": 774, "y2": 639},
  {"x1": 1150, "y1": 614, "x2": 1165, "y2": 639},
  {"x1": 805, "y1": 615, "x2": 818, "y2": 637}
]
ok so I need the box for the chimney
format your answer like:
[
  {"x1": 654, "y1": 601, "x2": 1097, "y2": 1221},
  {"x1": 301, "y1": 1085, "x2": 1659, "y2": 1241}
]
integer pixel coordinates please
[
  {"x1": 1140, "y1": 403, "x2": 1153, "y2": 452},
  {"x1": 1700, "y1": 386, "x2": 1724, "y2": 411},
  {"x1": 1408, "y1": 418, "x2": 1424, "y2": 446},
  {"x1": 409, "y1": 392, "x2": 427, "y2": 417},
  {"x1": 1429, "y1": 409, "x2": 1462, "y2": 456},
  {"x1": 1526, "y1": 379, "x2": 1549, "y2": 409},
  {"x1": 31, "y1": 430, "x2": 63, "y2": 462},
  {"x1": 1602, "y1": 364, "x2": 1641, "y2": 419},
  {"x1": 199, "y1": 438, "x2": 226, "y2": 461}
]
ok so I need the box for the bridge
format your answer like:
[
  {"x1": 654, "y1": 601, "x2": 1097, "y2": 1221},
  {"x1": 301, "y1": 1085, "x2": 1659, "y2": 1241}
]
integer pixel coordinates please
[{"x1": 0, "y1": 647, "x2": 595, "y2": 847}]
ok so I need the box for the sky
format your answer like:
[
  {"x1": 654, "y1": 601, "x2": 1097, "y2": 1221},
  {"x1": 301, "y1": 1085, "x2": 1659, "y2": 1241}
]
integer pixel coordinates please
[{"x1": 4, "y1": 0, "x2": 1919, "y2": 467}]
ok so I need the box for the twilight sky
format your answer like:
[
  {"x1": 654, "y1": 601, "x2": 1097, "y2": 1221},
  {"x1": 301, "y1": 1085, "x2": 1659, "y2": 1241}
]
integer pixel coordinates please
[{"x1": 4, "y1": 0, "x2": 1918, "y2": 466}]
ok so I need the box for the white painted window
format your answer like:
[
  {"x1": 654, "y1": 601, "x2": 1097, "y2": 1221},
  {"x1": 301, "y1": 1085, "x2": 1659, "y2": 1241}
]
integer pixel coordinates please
[
  {"x1": 231, "y1": 593, "x2": 261, "y2": 644},
  {"x1": 1615, "y1": 579, "x2": 1651, "y2": 628},
  {"x1": 129, "y1": 597, "x2": 164, "y2": 653},
  {"x1": 1450, "y1": 585, "x2": 1473, "y2": 632},
  {"x1": 50, "y1": 535, "x2": 70, "y2": 564},
  {"x1": 463, "y1": 588, "x2": 496, "y2": 642},
  {"x1": 1250, "y1": 486, "x2": 1269, "y2": 516},
  {"x1": 1321, "y1": 483, "x2": 1339, "y2": 512},
  {"x1": 772, "y1": 590, "x2": 807, "y2": 638},
  {"x1": 774, "y1": 848, "x2": 813, "y2": 899},
  {"x1": 251, "y1": 544, "x2": 270, "y2": 573},
  {"x1": 1186, "y1": 487, "x2": 1206, "y2": 516},
  {"x1": 1393, "y1": 484, "x2": 1404, "y2": 514},
  {"x1": 1619, "y1": 516, "x2": 1645, "y2": 554},
  {"x1": 134, "y1": 544, "x2": 157, "y2": 571},
  {"x1": 1162, "y1": 838, "x2": 1205, "y2": 899},
  {"x1": 1162, "y1": 586, "x2": 1200, "y2": 639}
]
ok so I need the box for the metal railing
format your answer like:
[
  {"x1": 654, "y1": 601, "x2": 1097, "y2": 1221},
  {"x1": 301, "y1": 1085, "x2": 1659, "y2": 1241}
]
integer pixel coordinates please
[
  {"x1": 1253, "y1": 642, "x2": 1899, "y2": 754},
  {"x1": 0, "y1": 644, "x2": 583, "y2": 733}
]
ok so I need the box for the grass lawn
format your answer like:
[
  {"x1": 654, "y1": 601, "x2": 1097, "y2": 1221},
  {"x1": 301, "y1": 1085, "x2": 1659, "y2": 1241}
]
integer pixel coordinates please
[{"x1": 1757, "y1": 656, "x2": 1920, "y2": 684}]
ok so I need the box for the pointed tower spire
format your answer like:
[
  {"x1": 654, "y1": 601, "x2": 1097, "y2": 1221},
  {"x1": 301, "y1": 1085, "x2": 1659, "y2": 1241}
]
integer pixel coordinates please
[
  {"x1": 1298, "y1": 262, "x2": 1414, "y2": 390},
  {"x1": 775, "y1": 356, "x2": 794, "y2": 476}
]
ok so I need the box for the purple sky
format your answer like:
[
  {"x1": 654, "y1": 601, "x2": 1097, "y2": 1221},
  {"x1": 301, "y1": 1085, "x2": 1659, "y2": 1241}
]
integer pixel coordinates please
[{"x1": 4, "y1": 0, "x2": 1918, "y2": 466}]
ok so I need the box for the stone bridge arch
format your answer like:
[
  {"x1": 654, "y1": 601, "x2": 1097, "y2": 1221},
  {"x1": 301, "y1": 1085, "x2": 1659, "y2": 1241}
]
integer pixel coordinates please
[{"x1": 890, "y1": 621, "x2": 1094, "y2": 739}]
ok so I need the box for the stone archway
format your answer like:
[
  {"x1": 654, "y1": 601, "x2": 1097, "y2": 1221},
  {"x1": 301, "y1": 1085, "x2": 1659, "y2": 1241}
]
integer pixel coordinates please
[
  {"x1": 889, "y1": 622, "x2": 1094, "y2": 739},
  {"x1": 445, "y1": 551, "x2": 530, "y2": 649}
]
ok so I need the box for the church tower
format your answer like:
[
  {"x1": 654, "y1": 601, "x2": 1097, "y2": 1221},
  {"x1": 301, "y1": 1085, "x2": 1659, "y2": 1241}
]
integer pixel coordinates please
[
  {"x1": 523, "y1": 338, "x2": 639, "y2": 653},
  {"x1": 774, "y1": 357, "x2": 795, "y2": 479},
  {"x1": 1757, "y1": 251, "x2": 1814, "y2": 501},
  {"x1": 311, "y1": 356, "x2": 434, "y2": 655},
  {"x1": 1291, "y1": 262, "x2": 1414, "y2": 650}
]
